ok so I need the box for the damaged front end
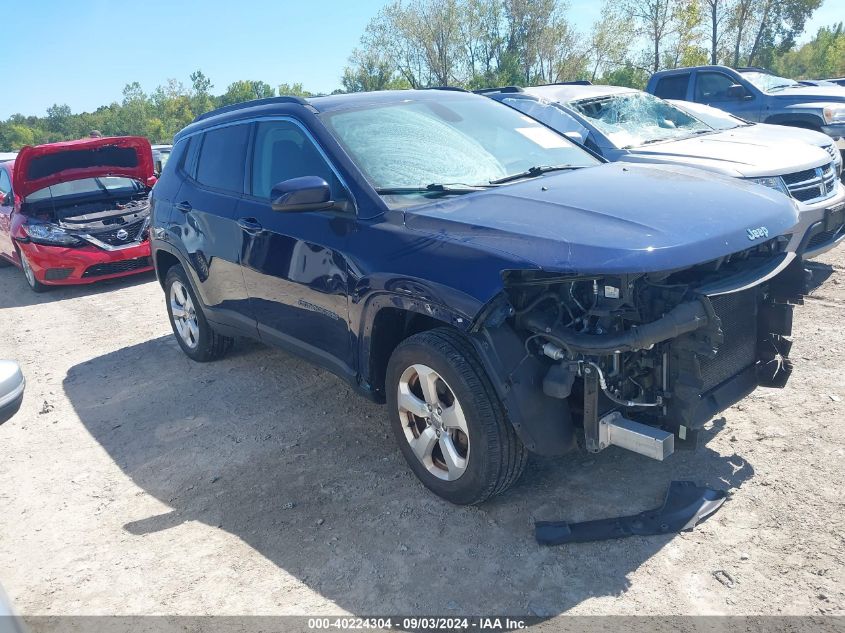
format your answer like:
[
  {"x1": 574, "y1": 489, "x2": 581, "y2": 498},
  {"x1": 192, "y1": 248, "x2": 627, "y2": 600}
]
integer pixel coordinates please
[
  {"x1": 474, "y1": 236, "x2": 805, "y2": 461},
  {"x1": 21, "y1": 187, "x2": 151, "y2": 252}
]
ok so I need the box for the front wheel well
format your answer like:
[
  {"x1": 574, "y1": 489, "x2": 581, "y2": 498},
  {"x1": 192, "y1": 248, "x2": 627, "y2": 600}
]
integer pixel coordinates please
[
  {"x1": 367, "y1": 308, "x2": 449, "y2": 400},
  {"x1": 762, "y1": 115, "x2": 823, "y2": 131},
  {"x1": 155, "y1": 250, "x2": 181, "y2": 288}
]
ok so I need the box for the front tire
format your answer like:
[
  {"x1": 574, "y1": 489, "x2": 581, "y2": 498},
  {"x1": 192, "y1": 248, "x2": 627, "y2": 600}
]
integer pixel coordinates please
[
  {"x1": 18, "y1": 249, "x2": 47, "y2": 293},
  {"x1": 386, "y1": 327, "x2": 528, "y2": 505},
  {"x1": 164, "y1": 265, "x2": 233, "y2": 362}
]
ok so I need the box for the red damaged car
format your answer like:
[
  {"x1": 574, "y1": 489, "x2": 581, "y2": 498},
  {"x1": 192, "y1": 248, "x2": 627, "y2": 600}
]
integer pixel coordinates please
[{"x1": 0, "y1": 136, "x2": 156, "y2": 292}]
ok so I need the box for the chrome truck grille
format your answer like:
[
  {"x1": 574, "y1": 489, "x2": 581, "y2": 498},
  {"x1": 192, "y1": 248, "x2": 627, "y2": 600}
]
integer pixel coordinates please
[{"x1": 782, "y1": 162, "x2": 838, "y2": 203}]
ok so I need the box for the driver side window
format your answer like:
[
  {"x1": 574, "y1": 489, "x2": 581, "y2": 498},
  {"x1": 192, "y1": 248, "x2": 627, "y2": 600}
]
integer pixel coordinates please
[
  {"x1": 251, "y1": 120, "x2": 344, "y2": 201},
  {"x1": 695, "y1": 72, "x2": 735, "y2": 102}
]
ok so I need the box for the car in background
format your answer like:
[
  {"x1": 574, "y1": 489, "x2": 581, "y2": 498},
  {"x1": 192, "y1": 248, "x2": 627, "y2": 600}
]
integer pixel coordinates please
[
  {"x1": 0, "y1": 360, "x2": 25, "y2": 424},
  {"x1": 151, "y1": 90, "x2": 804, "y2": 504},
  {"x1": 667, "y1": 99, "x2": 842, "y2": 178},
  {"x1": 482, "y1": 84, "x2": 845, "y2": 258},
  {"x1": 151, "y1": 144, "x2": 172, "y2": 175},
  {"x1": 822, "y1": 77, "x2": 845, "y2": 88},
  {"x1": 0, "y1": 152, "x2": 17, "y2": 163},
  {"x1": 797, "y1": 79, "x2": 840, "y2": 88},
  {"x1": 646, "y1": 65, "x2": 845, "y2": 154},
  {"x1": 0, "y1": 136, "x2": 156, "y2": 292}
]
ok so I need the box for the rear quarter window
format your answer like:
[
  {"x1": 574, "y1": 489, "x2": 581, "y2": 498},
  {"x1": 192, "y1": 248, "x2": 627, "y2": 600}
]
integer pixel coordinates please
[
  {"x1": 194, "y1": 124, "x2": 251, "y2": 193},
  {"x1": 654, "y1": 74, "x2": 690, "y2": 100}
]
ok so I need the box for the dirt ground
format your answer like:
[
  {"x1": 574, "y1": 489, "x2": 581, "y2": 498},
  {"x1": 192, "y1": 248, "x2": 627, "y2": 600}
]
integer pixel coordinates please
[{"x1": 0, "y1": 247, "x2": 843, "y2": 622}]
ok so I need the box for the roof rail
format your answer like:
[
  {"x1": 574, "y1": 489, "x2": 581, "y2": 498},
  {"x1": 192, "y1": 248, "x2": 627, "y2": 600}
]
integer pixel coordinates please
[
  {"x1": 537, "y1": 80, "x2": 593, "y2": 87},
  {"x1": 424, "y1": 86, "x2": 469, "y2": 92},
  {"x1": 736, "y1": 66, "x2": 772, "y2": 74},
  {"x1": 192, "y1": 95, "x2": 309, "y2": 123},
  {"x1": 472, "y1": 86, "x2": 524, "y2": 94}
]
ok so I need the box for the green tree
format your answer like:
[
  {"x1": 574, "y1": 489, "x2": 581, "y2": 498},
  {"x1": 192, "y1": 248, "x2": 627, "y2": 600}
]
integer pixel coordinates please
[
  {"x1": 277, "y1": 82, "x2": 315, "y2": 97},
  {"x1": 46, "y1": 104, "x2": 77, "y2": 139},
  {"x1": 219, "y1": 80, "x2": 276, "y2": 106},
  {"x1": 587, "y1": 2, "x2": 635, "y2": 82},
  {"x1": 2, "y1": 123, "x2": 37, "y2": 150},
  {"x1": 190, "y1": 70, "x2": 215, "y2": 115}
]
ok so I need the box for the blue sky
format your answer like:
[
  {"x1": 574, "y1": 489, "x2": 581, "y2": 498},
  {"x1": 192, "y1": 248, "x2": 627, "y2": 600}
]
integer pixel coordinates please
[{"x1": 3, "y1": 0, "x2": 841, "y2": 119}]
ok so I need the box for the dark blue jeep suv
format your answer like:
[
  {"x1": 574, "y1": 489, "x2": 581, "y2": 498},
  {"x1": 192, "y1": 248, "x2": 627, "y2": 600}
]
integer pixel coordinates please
[{"x1": 151, "y1": 89, "x2": 804, "y2": 504}]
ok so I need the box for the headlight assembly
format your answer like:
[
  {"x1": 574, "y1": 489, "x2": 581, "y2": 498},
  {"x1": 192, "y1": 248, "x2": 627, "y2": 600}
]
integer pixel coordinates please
[
  {"x1": 823, "y1": 105, "x2": 845, "y2": 125},
  {"x1": 748, "y1": 175, "x2": 790, "y2": 198},
  {"x1": 22, "y1": 222, "x2": 83, "y2": 247}
]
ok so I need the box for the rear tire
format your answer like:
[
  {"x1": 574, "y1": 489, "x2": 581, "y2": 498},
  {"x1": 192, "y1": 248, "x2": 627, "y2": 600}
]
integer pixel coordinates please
[
  {"x1": 18, "y1": 249, "x2": 47, "y2": 293},
  {"x1": 164, "y1": 264, "x2": 233, "y2": 362},
  {"x1": 386, "y1": 327, "x2": 528, "y2": 505}
]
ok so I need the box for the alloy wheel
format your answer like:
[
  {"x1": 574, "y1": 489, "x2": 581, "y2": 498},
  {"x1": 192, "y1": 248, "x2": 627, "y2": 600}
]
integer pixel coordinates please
[
  {"x1": 169, "y1": 280, "x2": 200, "y2": 349},
  {"x1": 396, "y1": 364, "x2": 470, "y2": 481}
]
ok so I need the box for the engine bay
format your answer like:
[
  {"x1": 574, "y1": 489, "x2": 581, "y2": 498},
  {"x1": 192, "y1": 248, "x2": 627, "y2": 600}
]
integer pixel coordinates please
[{"x1": 498, "y1": 253, "x2": 805, "y2": 456}]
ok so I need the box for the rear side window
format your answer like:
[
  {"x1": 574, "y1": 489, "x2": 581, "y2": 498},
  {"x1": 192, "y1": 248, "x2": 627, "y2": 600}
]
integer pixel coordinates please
[
  {"x1": 160, "y1": 138, "x2": 190, "y2": 179},
  {"x1": 195, "y1": 124, "x2": 251, "y2": 193},
  {"x1": 250, "y1": 120, "x2": 343, "y2": 200},
  {"x1": 654, "y1": 74, "x2": 689, "y2": 100}
]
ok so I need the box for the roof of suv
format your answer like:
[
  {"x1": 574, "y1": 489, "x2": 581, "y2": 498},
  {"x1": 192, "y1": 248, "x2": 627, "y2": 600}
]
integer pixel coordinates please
[
  {"x1": 307, "y1": 89, "x2": 476, "y2": 113},
  {"x1": 651, "y1": 65, "x2": 738, "y2": 77},
  {"x1": 177, "y1": 89, "x2": 483, "y2": 140}
]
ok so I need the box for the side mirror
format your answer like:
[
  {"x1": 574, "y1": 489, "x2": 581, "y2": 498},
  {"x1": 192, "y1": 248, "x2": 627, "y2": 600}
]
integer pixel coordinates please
[
  {"x1": 726, "y1": 84, "x2": 751, "y2": 100},
  {"x1": 0, "y1": 360, "x2": 25, "y2": 425},
  {"x1": 271, "y1": 176, "x2": 334, "y2": 212}
]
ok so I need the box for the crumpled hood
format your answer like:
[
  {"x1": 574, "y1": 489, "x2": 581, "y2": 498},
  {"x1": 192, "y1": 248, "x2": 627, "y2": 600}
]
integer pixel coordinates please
[
  {"x1": 13, "y1": 136, "x2": 154, "y2": 199},
  {"x1": 622, "y1": 131, "x2": 830, "y2": 177},
  {"x1": 403, "y1": 162, "x2": 799, "y2": 274}
]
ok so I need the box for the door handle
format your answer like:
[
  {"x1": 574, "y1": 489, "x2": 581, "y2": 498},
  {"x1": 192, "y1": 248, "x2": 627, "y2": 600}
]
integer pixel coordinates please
[
  {"x1": 174, "y1": 201, "x2": 192, "y2": 213},
  {"x1": 237, "y1": 217, "x2": 264, "y2": 234}
]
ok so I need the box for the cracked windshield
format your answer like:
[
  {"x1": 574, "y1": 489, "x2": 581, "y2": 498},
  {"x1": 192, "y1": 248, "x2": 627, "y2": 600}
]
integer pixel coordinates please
[{"x1": 570, "y1": 91, "x2": 714, "y2": 149}]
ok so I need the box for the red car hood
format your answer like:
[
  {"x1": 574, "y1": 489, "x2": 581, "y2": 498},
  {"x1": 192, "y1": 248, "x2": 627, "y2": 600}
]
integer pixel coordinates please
[{"x1": 13, "y1": 136, "x2": 154, "y2": 198}]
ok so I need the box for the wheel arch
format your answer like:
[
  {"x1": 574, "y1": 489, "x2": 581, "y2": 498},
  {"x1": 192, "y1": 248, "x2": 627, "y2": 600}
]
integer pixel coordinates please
[
  {"x1": 362, "y1": 291, "x2": 577, "y2": 456},
  {"x1": 153, "y1": 246, "x2": 182, "y2": 288},
  {"x1": 762, "y1": 112, "x2": 824, "y2": 131},
  {"x1": 360, "y1": 295, "x2": 469, "y2": 402}
]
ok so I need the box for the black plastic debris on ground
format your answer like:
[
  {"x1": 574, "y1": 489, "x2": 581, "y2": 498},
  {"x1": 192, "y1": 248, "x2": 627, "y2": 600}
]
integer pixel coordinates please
[{"x1": 535, "y1": 481, "x2": 727, "y2": 545}]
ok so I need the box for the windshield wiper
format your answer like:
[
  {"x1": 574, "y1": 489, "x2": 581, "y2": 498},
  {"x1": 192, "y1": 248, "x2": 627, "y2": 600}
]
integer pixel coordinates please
[
  {"x1": 637, "y1": 129, "x2": 714, "y2": 147},
  {"x1": 489, "y1": 165, "x2": 578, "y2": 185},
  {"x1": 93, "y1": 177, "x2": 116, "y2": 198},
  {"x1": 375, "y1": 183, "x2": 492, "y2": 196}
]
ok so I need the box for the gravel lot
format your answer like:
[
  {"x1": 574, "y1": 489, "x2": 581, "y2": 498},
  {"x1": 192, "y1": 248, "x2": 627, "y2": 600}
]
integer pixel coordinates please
[{"x1": 0, "y1": 247, "x2": 843, "y2": 621}]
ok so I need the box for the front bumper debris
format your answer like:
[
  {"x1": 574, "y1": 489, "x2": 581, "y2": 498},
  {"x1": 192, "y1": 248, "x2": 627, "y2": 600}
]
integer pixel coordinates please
[{"x1": 534, "y1": 481, "x2": 727, "y2": 545}]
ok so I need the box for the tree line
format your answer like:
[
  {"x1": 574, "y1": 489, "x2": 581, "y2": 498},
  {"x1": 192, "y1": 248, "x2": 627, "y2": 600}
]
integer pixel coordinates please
[{"x1": 1, "y1": 0, "x2": 843, "y2": 151}]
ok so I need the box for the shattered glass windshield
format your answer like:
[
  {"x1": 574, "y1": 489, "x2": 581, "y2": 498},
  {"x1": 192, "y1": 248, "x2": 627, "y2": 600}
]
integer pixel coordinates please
[
  {"x1": 740, "y1": 71, "x2": 798, "y2": 92},
  {"x1": 321, "y1": 96, "x2": 599, "y2": 208},
  {"x1": 568, "y1": 92, "x2": 714, "y2": 149},
  {"x1": 667, "y1": 100, "x2": 750, "y2": 130}
]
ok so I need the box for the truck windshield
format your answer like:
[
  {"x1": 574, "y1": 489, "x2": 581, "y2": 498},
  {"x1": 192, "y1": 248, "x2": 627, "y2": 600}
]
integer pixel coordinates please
[
  {"x1": 320, "y1": 96, "x2": 599, "y2": 208},
  {"x1": 740, "y1": 71, "x2": 798, "y2": 92},
  {"x1": 568, "y1": 92, "x2": 713, "y2": 148}
]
